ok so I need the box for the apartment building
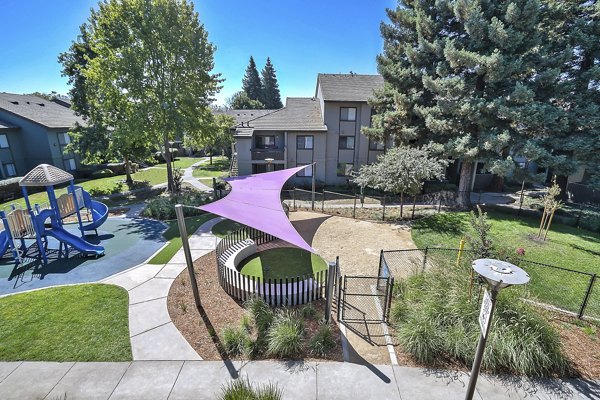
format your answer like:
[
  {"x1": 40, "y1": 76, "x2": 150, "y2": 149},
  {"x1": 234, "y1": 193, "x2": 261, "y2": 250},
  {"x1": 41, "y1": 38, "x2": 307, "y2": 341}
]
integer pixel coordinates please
[{"x1": 232, "y1": 73, "x2": 385, "y2": 185}]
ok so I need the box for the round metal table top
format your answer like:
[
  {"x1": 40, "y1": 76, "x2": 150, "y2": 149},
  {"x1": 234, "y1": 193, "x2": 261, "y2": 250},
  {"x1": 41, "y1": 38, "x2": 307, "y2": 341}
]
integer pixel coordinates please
[{"x1": 472, "y1": 258, "x2": 530, "y2": 288}]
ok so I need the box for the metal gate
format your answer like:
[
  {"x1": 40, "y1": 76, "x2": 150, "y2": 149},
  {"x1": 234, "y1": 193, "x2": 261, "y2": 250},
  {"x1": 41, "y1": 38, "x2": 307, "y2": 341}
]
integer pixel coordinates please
[{"x1": 337, "y1": 275, "x2": 394, "y2": 323}]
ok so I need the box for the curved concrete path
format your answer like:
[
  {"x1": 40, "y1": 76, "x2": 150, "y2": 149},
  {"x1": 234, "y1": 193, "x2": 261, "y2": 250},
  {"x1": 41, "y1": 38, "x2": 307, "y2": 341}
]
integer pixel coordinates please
[{"x1": 102, "y1": 217, "x2": 224, "y2": 361}]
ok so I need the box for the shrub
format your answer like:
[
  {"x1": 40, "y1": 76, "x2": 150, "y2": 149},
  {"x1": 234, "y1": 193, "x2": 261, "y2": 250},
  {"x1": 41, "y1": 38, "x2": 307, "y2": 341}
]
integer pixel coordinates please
[
  {"x1": 466, "y1": 205, "x2": 493, "y2": 258},
  {"x1": 308, "y1": 323, "x2": 336, "y2": 357},
  {"x1": 300, "y1": 304, "x2": 317, "y2": 320},
  {"x1": 91, "y1": 168, "x2": 115, "y2": 179},
  {"x1": 87, "y1": 181, "x2": 124, "y2": 197},
  {"x1": 219, "y1": 378, "x2": 283, "y2": 400},
  {"x1": 266, "y1": 310, "x2": 304, "y2": 358},
  {"x1": 141, "y1": 188, "x2": 208, "y2": 220},
  {"x1": 244, "y1": 297, "x2": 274, "y2": 336},
  {"x1": 0, "y1": 177, "x2": 22, "y2": 202},
  {"x1": 391, "y1": 264, "x2": 567, "y2": 376},
  {"x1": 222, "y1": 326, "x2": 253, "y2": 357}
]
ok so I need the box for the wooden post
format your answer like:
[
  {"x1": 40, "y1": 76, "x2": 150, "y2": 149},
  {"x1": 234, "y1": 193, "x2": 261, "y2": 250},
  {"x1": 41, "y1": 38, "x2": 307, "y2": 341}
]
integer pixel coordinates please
[{"x1": 175, "y1": 204, "x2": 201, "y2": 310}]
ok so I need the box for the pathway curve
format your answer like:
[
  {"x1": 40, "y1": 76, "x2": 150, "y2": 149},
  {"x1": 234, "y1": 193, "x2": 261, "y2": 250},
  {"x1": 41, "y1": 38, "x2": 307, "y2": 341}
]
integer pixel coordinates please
[
  {"x1": 102, "y1": 216, "x2": 224, "y2": 361},
  {"x1": 182, "y1": 159, "x2": 213, "y2": 192}
]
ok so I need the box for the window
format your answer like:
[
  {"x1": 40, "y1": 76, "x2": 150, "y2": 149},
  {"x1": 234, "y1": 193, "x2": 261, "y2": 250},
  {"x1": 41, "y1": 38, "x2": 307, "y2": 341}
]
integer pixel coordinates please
[
  {"x1": 296, "y1": 163, "x2": 313, "y2": 177},
  {"x1": 369, "y1": 139, "x2": 385, "y2": 151},
  {"x1": 4, "y1": 163, "x2": 16, "y2": 177},
  {"x1": 64, "y1": 158, "x2": 76, "y2": 171},
  {"x1": 339, "y1": 136, "x2": 355, "y2": 150},
  {"x1": 0, "y1": 134, "x2": 9, "y2": 149},
  {"x1": 255, "y1": 136, "x2": 276, "y2": 149},
  {"x1": 296, "y1": 135, "x2": 313, "y2": 150},
  {"x1": 337, "y1": 163, "x2": 353, "y2": 177},
  {"x1": 58, "y1": 132, "x2": 71, "y2": 145},
  {"x1": 340, "y1": 107, "x2": 357, "y2": 121}
]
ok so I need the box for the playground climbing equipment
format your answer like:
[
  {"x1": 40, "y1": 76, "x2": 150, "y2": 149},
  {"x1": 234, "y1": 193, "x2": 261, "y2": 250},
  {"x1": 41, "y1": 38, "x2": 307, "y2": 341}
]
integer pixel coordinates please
[{"x1": 0, "y1": 164, "x2": 108, "y2": 267}]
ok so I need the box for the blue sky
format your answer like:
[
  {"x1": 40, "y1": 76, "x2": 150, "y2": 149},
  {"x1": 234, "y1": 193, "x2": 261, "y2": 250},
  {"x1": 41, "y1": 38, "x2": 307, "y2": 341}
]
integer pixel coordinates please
[{"x1": 0, "y1": 0, "x2": 395, "y2": 105}]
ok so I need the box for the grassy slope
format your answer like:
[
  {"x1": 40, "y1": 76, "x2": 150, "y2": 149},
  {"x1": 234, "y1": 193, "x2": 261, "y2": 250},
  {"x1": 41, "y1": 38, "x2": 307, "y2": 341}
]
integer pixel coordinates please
[
  {"x1": 149, "y1": 214, "x2": 215, "y2": 264},
  {"x1": 0, "y1": 284, "x2": 131, "y2": 361},
  {"x1": 240, "y1": 248, "x2": 328, "y2": 279}
]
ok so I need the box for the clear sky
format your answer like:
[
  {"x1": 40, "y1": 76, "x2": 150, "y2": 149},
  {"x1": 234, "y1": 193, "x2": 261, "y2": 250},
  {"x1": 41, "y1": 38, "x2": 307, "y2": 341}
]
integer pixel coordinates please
[{"x1": 0, "y1": 0, "x2": 395, "y2": 105}]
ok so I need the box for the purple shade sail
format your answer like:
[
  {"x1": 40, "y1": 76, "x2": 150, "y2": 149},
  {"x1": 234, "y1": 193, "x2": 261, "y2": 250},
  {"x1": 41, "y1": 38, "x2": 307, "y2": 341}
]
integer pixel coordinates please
[{"x1": 199, "y1": 165, "x2": 314, "y2": 252}]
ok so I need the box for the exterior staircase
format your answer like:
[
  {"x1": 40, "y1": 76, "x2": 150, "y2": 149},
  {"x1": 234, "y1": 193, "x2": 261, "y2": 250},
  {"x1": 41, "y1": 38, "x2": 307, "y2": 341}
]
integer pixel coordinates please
[{"x1": 229, "y1": 152, "x2": 238, "y2": 177}]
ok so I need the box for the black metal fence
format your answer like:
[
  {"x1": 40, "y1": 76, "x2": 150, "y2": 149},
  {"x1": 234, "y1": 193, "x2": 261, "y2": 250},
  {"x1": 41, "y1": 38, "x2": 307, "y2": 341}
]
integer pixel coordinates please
[
  {"x1": 379, "y1": 247, "x2": 600, "y2": 320},
  {"x1": 282, "y1": 188, "x2": 472, "y2": 221},
  {"x1": 215, "y1": 226, "x2": 331, "y2": 306}
]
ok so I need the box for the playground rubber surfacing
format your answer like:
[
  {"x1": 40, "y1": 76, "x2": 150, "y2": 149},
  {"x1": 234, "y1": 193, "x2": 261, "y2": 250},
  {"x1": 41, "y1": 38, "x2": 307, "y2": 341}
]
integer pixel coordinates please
[{"x1": 0, "y1": 216, "x2": 166, "y2": 296}]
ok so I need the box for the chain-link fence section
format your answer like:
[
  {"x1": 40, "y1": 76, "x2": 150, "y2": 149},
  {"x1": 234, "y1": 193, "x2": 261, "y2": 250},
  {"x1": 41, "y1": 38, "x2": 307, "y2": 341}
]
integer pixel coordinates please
[{"x1": 380, "y1": 248, "x2": 600, "y2": 320}]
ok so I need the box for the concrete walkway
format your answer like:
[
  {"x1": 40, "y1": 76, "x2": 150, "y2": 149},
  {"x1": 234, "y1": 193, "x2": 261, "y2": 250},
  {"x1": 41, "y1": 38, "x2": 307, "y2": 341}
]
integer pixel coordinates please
[
  {"x1": 101, "y1": 217, "x2": 224, "y2": 361},
  {"x1": 182, "y1": 159, "x2": 213, "y2": 192},
  {"x1": 0, "y1": 360, "x2": 596, "y2": 399}
]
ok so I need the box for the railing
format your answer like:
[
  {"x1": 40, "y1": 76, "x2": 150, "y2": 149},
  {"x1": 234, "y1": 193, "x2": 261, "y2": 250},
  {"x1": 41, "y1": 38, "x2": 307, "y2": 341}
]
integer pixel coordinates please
[
  {"x1": 215, "y1": 226, "x2": 330, "y2": 306},
  {"x1": 251, "y1": 148, "x2": 285, "y2": 161}
]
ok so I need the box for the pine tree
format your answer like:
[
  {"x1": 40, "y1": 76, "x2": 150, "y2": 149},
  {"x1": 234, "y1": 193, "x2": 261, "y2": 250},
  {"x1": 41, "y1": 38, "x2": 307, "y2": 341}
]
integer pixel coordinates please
[
  {"x1": 367, "y1": 0, "x2": 568, "y2": 206},
  {"x1": 242, "y1": 56, "x2": 263, "y2": 102},
  {"x1": 261, "y1": 57, "x2": 283, "y2": 109}
]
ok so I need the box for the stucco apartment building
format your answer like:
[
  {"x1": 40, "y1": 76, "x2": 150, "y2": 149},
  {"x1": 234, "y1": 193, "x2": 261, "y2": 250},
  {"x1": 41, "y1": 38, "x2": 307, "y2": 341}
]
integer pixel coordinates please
[
  {"x1": 0, "y1": 93, "x2": 82, "y2": 179},
  {"x1": 232, "y1": 73, "x2": 386, "y2": 186}
]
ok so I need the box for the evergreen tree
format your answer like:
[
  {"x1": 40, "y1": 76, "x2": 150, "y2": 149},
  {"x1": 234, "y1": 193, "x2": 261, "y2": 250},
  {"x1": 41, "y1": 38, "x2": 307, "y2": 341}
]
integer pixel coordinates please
[
  {"x1": 242, "y1": 56, "x2": 263, "y2": 102},
  {"x1": 261, "y1": 57, "x2": 283, "y2": 109},
  {"x1": 367, "y1": 0, "x2": 568, "y2": 205}
]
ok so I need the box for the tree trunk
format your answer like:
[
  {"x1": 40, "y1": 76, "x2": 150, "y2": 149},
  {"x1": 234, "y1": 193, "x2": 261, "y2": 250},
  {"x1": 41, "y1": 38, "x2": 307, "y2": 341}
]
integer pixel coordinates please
[
  {"x1": 164, "y1": 137, "x2": 174, "y2": 193},
  {"x1": 555, "y1": 174, "x2": 569, "y2": 201},
  {"x1": 124, "y1": 154, "x2": 133, "y2": 185},
  {"x1": 209, "y1": 153, "x2": 213, "y2": 165},
  {"x1": 458, "y1": 161, "x2": 475, "y2": 208}
]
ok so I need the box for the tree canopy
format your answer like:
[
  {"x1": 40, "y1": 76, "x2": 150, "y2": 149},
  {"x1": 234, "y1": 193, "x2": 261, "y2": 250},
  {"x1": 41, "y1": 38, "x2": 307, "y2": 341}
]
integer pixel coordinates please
[
  {"x1": 242, "y1": 56, "x2": 263, "y2": 103},
  {"x1": 260, "y1": 57, "x2": 283, "y2": 109},
  {"x1": 367, "y1": 0, "x2": 599, "y2": 203},
  {"x1": 227, "y1": 91, "x2": 265, "y2": 110},
  {"x1": 60, "y1": 0, "x2": 221, "y2": 191},
  {"x1": 353, "y1": 146, "x2": 447, "y2": 196}
]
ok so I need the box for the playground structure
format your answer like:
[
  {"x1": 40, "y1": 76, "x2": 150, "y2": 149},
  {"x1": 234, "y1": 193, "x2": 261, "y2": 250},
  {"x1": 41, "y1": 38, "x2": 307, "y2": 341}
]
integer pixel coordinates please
[{"x1": 0, "y1": 164, "x2": 108, "y2": 266}]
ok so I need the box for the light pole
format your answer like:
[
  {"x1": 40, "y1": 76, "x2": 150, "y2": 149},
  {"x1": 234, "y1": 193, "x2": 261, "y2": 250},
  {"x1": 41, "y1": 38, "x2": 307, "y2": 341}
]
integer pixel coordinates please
[
  {"x1": 465, "y1": 259, "x2": 530, "y2": 400},
  {"x1": 265, "y1": 157, "x2": 274, "y2": 172}
]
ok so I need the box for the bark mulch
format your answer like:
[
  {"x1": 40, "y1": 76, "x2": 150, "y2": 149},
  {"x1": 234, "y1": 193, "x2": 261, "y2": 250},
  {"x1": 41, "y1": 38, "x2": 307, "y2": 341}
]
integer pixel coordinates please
[
  {"x1": 168, "y1": 251, "x2": 343, "y2": 362},
  {"x1": 552, "y1": 314, "x2": 600, "y2": 379}
]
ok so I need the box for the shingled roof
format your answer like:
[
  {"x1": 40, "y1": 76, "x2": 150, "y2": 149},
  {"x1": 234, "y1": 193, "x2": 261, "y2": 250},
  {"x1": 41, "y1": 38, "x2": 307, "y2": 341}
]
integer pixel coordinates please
[
  {"x1": 235, "y1": 98, "x2": 326, "y2": 136},
  {"x1": 0, "y1": 93, "x2": 84, "y2": 129},
  {"x1": 20, "y1": 164, "x2": 74, "y2": 187},
  {"x1": 317, "y1": 73, "x2": 384, "y2": 102},
  {"x1": 223, "y1": 109, "x2": 278, "y2": 126}
]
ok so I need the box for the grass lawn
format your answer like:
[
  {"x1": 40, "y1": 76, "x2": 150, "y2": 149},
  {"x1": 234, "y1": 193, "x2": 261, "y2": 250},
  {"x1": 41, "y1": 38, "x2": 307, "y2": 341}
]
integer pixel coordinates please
[
  {"x1": 192, "y1": 156, "x2": 229, "y2": 181},
  {"x1": 0, "y1": 284, "x2": 131, "y2": 361},
  {"x1": 212, "y1": 219, "x2": 244, "y2": 238},
  {"x1": 152, "y1": 157, "x2": 202, "y2": 170},
  {"x1": 149, "y1": 213, "x2": 215, "y2": 264},
  {"x1": 411, "y1": 210, "x2": 600, "y2": 316},
  {"x1": 239, "y1": 247, "x2": 328, "y2": 279}
]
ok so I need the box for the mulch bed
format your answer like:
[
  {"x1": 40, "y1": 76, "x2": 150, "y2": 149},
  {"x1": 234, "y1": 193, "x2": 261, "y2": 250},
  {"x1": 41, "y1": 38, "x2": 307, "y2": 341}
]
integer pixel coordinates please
[
  {"x1": 551, "y1": 314, "x2": 600, "y2": 379},
  {"x1": 168, "y1": 252, "x2": 343, "y2": 361}
]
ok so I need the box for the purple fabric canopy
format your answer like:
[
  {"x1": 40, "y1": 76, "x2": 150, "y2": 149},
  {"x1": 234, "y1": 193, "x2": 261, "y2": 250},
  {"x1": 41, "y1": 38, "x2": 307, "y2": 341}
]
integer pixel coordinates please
[{"x1": 200, "y1": 165, "x2": 314, "y2": 252}]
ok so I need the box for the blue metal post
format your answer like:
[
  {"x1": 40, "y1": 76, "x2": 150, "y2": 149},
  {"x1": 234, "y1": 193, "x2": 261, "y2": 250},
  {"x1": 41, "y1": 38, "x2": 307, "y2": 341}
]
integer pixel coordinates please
[{"x1": 21, "y1": 186, "x2": 31, "y2": 211}]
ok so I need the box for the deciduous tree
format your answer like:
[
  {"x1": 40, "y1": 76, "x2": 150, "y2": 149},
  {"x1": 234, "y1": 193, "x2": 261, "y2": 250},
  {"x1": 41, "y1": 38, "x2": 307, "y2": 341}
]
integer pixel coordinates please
[{"x1": 227, "y1": 91, "x2": 265, "y2": 110}]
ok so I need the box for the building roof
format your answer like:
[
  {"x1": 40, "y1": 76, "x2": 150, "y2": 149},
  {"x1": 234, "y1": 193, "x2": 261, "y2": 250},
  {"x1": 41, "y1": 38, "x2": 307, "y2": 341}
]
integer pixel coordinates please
[
  {"x1": 0, "y1": 93, "x2": 84, "y2": 129},
  {"x1": 0, "y1": 119, "x2": 19, "y2": 131},
  {"x1": 316, "y1": 73, "x2": 384, "y2": 102},
  {"x1": 222, "y1": 109, "x2": 278, "y2": 126},
  {"x1": 20, "y1": 164, "x2": 74, "y2": 187},
  {"x1": 235, "y1": 98, "x2": 326, "y2": 136}
]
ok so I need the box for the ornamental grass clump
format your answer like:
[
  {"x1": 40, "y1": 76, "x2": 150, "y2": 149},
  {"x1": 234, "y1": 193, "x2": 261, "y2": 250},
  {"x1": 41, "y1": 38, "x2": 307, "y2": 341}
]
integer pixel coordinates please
[
  {"x1": 266, "y1": 309, "x2": 304, "y2": 358},
  {"x1": 219, "y1": 378, "x2": 283, "y2": 400},
  {"x1": 391, "y1": 264, "x2": 567, "y2": 376},
  {"x1": 222, "y1": 326, "x2": 253, "y2": 357},
  {"x1": 308, "y1": 323, "x2": 336, "y2": 357}
]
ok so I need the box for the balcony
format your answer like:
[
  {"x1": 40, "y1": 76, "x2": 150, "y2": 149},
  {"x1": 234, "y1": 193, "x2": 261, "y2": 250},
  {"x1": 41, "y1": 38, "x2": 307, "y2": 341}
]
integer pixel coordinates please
[{"x1": 251, "y1": 148, "x2": 285, "y2": 161}]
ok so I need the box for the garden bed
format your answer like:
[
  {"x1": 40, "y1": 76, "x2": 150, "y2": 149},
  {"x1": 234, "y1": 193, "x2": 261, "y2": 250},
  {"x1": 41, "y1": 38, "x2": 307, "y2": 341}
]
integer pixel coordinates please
[{"x1": 167, "y1": 252, "x2": 343, "y2": 361}]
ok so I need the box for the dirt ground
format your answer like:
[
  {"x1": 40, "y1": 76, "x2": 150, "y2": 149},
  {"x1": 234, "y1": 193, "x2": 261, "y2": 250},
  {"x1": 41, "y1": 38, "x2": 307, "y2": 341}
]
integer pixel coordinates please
[
  {"x1": 289, "y1": 210, "x2": 416, "y2": 276},
  {"x1": 289, "y1": 211, "x2": 417, "y2": 365}
]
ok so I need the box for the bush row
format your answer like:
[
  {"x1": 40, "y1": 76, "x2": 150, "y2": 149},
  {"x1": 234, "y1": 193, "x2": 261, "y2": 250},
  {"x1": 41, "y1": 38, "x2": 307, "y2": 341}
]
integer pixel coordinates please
[{"x1": 141, "y1": 188, "x2": 210, "y2": 220}]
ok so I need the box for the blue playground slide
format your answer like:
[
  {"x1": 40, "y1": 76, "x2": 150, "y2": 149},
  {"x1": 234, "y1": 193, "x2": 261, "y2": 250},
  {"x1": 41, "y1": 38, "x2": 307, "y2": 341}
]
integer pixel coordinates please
[
  {"x1": 0, "y1": 230, "x2": 9, "y2": 256},
  {"x1": 79, "y1": 189, "x2": 109, "y2": 232},
  {"x1": 35, "y1": 208, "x2": 105, "y2": 257},
  {"x1": 45, "y1": 226, "x2": 105, "y2": 257}
]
